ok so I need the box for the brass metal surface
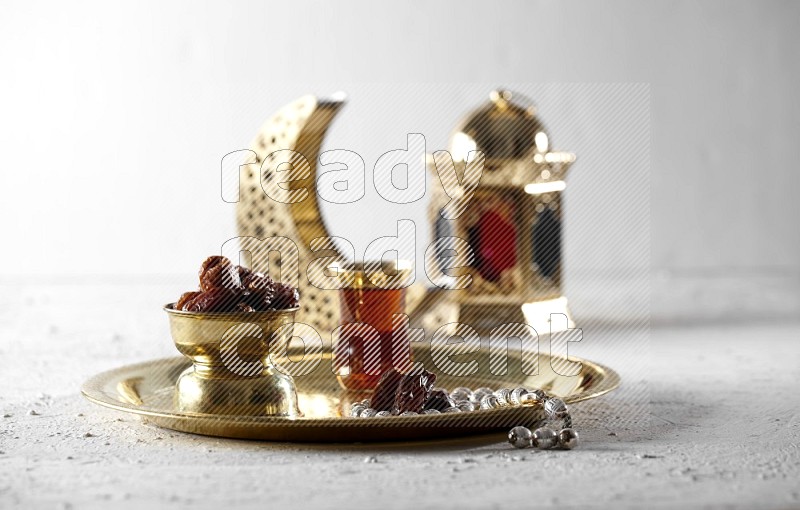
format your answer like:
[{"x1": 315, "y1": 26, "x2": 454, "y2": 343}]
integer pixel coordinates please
[
  {"x1": 82, "y1": 343, "x2": 620, "y2": 442},
  {"x1": 451, "y1": 89, "x2": 549, "y2": 165},
  {"x1": 420, "y1": 89, "x2": 578, "y2": 335},
  {"x1": 236, "y1": 94, "x2": 348, "y2": 335},
  {"x1": 164, "y1": 304, "x2": 301, "y2": 418}
]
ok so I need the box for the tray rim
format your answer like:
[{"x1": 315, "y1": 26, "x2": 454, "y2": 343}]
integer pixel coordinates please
[{"x1": 81, "y1": 353, "x2": 621, "y2": 428}]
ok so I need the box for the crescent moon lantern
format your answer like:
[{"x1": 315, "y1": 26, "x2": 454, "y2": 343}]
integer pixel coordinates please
[
  {"x1": 237, "y1": 93, "x2": 429, "y2": 334},
  {"x1": 236, "y1": 94, "x2": 346, "y2": 333}
]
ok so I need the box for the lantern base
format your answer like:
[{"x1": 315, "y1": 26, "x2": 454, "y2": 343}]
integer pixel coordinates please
[{"x1": 410, "y1": 290, "x2": 575, "y2": 337}]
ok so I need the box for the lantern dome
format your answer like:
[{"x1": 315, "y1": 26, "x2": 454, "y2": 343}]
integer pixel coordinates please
[{"x1": 449, "y1": 89, "x2": 550, "y2": 165}]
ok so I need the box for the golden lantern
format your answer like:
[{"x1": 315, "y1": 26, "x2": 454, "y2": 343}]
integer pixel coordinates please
[{"x1": 415, "y1": 89, "x2": 577, "y2": 335}]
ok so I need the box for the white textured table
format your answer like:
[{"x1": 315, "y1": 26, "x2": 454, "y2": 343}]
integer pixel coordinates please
[{"x1": 1, "y1": 283, "x2": 798, "y2": 509}]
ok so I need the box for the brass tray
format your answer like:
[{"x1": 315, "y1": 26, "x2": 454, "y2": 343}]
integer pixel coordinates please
[{"x1": 82, "y1": 344, "x2": 619, "y2": 442}]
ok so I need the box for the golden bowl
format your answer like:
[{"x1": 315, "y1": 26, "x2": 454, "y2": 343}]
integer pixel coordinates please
[{"x1": 164, "y1": 304, "x2": 301, "y2": 418}]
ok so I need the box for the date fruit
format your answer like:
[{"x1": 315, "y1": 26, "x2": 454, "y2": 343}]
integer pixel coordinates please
[
  {"x1": 174, "y1": 256, "x2": 301, "y2": 312},
  {"x1": 184, "y1": 288, "x2": 237, "y2": 312},
  {"x1": 393, "y1": 368, "x2": 437, "y2": 414},
  {"x1": 270, "y1": 282, "x2": 300, "y2": 310},
  {"x1": 422, "y1": 389, "x2": 456, "y2": 412},
  {"x1": 371, "y1": 369, "x2": 403, "y2": 412},
  {"x1": 199, "y1": 256, "x2": 239, "y2": 291},
  {"x1": 175, "y1": 291, "x2": 202, "y2": 311}
]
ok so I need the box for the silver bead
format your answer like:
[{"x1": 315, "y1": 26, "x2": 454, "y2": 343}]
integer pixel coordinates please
[
  {"x1": 443, "y1": 407, "x2": 462, "y2": 413},
  {"x1": 399, "y1": 411, "x2": 418, "y2": 416},
  {"x1": 480, "y1": 395, "x2": 500, "y2": 409},
  {"x1": 350, "y1": 404, "x2": 366, "y2": 417},
  {"x1": 422, "y1": 409, "x2": 441, "y2": 415},
  {"x1": 558, "y1": 428, "x2": 579, "y2": 449},
  {"x1": 360, "y1": 408, "x2": 378, "y2": 418},
  {"x1": 509, "y1": 387, "x2": 529, "y2": 406},
  {"x1": 508, "y1": 426, "x2": 533, "y2": 449},
  {"x1": 543, "y1": 398, "x2": 568, "y2": 420},
  {"x1": 457, "y1": 401, "x2": 475, "y2": 412},
  {"x1": 532, "y1": 427, "x2": 558, "y2": 449},
  {"x1": 519, "y1": 389, "x2": 546, "y2": 406},
  {"x1": 375, "y1": 411, "x2": 392, "y2": 417},
  {"x1": 532, "y1": 388, "x2": 547, "y2": 398},
  {"x1": 450, "y1": 387, "x2": 473, "y2": 403},
  {"x1": 360, "y1": 398, "x2": 371, "y2": 408},
  {"x1": 471, "y1": 387, "x2": 494, "y2": 405},
  {"x1": 494, "y1": 388, "x2": 513, "y2": 406}
]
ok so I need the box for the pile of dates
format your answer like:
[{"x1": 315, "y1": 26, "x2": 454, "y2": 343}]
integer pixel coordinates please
[
  {"x1": 174, "y1": 256, "x2": 300, "y2": 312},
  {"x1": 351, "y1": 367, "x2": 464, "y2": 417}
]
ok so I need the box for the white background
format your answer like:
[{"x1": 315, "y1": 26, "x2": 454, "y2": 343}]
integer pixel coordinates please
[
  {"x1": 1, "y1": 0, "x2": 798, "y2": 322},
  {"x1": 1, "y1": 4, "x2": 798, "y2": 508}
]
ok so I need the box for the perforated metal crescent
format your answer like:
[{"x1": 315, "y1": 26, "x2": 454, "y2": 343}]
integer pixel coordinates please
[{"x1": 236, "y1": 95, "x2": 346, "y2": 333}]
